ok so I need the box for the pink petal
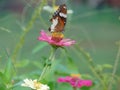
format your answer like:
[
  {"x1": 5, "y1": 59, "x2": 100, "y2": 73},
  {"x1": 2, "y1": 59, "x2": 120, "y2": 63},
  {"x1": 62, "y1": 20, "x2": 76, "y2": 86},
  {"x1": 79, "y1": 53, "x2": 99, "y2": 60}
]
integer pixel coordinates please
[
  {"x1": 40, "y1": 30, "x2": 49, "y2": 39},
  {"x1": 64, "y1": 76, "x2": 72, "y2": 82},
  {"x1": 77, "y1": 80, "x2": 84, "y2": 88},
  {"x1": 38, "y1": 30, "x2": 51, "y2": 42},
  {"x1": 40, "y1": 31, "x2": 49, "y2": 39},
  {"x1": 62, "y1": 41, "x2": 76, "y2": 46},
  {"x1": 57, "y1": 75, "x2": 92, "y2": 88},
  {"x1": 70, "y1": 81, "x2": 76, "y2": 87},
  {"x1": 60, "y1": 39, "x2": 76, "y2": 46},
  {"x1": 57, "y1": 77, "x2": 66, "y2": 83},
  {"x1": 82, "y1": 80, "x2": 92, "y2": 87},
  {"x1": 38, "y1": 30, "x2": 76, "y2": 47}
]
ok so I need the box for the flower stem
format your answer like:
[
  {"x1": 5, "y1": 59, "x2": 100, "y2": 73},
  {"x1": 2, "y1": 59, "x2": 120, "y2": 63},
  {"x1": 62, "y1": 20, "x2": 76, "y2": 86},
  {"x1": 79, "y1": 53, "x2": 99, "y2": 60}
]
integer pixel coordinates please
[
  {"x1": 73, "y1": 87, "x2": 77, "y2": 90},
  {"x1": 38, "y1": 46, "x2": 58, "y2": 81},
  {"x1": 74, "y1": 45, "x2": 107, "y2": 90},
  {"x1": 52, "y1": 0, "x2": 56, "y2": 8},
  {"x1": 11, "y1": 0, "x2": 46, "y2": 63},
  {"x1": 108, "y1": 41, "x2": 120, "y2": 90}
]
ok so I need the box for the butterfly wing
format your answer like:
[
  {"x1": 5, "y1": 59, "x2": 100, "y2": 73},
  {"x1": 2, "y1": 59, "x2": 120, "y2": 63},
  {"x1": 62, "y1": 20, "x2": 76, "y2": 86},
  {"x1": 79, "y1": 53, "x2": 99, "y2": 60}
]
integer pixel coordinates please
[{"x1": 49, "y1": 4, "x2": 67, "y2": 32}]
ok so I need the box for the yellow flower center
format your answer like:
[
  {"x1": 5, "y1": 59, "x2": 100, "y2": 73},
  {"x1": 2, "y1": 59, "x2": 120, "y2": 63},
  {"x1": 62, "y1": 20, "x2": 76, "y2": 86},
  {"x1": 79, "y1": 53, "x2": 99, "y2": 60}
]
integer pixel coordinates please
[
  {"x1": 70, "y1": 74, "x2": 81, "y2": 78},
  {"x1": 51, "y1": 32, "x2": 64, "y2": 42},
  {"x1": 34, "y1": 81, "x2": 41, "y2": 89}
]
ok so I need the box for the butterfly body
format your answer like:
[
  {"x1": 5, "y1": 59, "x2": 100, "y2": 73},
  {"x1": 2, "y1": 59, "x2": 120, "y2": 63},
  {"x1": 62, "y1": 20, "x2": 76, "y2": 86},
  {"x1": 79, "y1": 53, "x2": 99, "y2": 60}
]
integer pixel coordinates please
[{"x1": 49, "y1": 4, "x2": 67, "y2": 33}]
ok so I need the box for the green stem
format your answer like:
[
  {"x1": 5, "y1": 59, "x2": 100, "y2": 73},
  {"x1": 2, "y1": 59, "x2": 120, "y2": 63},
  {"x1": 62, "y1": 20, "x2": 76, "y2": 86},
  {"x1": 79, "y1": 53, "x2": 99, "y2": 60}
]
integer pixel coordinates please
[
  {"x1": 108, "y1": 41, "x2": 120, "y2": 90},
  {"x1": 73, "y1": 87, "x2": 77, "y2": 90},
  {"x1": 38, "y1": 46, "x2": 58, "y2": 81},
  {"x1": 52, "y1": 0, "x2": 56, "y2": 8},
  {"x1": 74, "y1": 45, "x2": 107, "y2": 90},
  {"x1": 11, "y1": 0, "x2": 46, "y2": 63}
]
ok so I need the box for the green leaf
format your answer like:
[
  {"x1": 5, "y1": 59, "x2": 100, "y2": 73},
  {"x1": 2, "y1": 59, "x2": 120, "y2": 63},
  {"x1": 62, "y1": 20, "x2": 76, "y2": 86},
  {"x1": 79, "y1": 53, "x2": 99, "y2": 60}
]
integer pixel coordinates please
[
  {"x1": 12, "y1": 85, "x2": 30, "y2": 90},
  {"x1": 0, "y1": 83, "x2": 6, "y2": 90},
  {"x1": 32, "y1": 42, "x2": 48, "y2": 54},
  {"x1": 32, "y1": 61, "x2": 43, "y2": 69},
  {"x1": 0, "y1": 72, "x2": 7, "y2": 90},
  {"x1": 56, "y1": 64, "x2": 71, "y2": 75},
  {"x1": 103, "y1": 64, "x2": 112, "y2": 69},
  {"x1": 15, "y1": 59, "x2": 30, "y2": 68},
  {"x1": 0, "y1": 72, "x2": 6, "y2": 84},
  {"x1": 4, "y1": 58, "x2": 14, "y2": 82},
  {"x1": 96, "y1": 64, "x2": 103, "y2": 72},
  {"x1": 66, "y1": 56, "x2": 79, "y2": 73},
  {"x1": 81, "y1": 86, "x2": 91, "y2": 90}
]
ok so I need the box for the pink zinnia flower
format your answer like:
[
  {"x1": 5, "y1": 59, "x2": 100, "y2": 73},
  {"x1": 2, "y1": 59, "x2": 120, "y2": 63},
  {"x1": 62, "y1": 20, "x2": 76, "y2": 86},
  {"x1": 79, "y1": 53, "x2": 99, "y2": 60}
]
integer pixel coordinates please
[
  {"x1": 57, "y1": 76, "x2": 92, "y2": 88},
  {"x1": 57, "y1": 76, "x2": 72, "y2": 83},
  {"x1": 38, "y1": 30, "x2": 75, "y2": 47}
]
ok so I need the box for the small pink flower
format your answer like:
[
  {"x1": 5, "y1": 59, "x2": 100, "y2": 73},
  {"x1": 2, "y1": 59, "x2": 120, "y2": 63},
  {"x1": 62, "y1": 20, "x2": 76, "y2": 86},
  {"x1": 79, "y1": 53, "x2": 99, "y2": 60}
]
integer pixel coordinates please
[
  {"x1": 38, "y1": 30, "x2": 75, "y2": 47},
  {"x1": 57, "y1": 76, "x2": 73, "y2": 83},
  {"x1": 57, "y1": 76, "x2": 92, "y2": 88},
  {"x1": 77, "y1": 80, "x2": 83, "y2": 88},
  {"x1": 64, "y1": 76, "x2": 72, "y2": 82},
  {"x1": 57, "y1": 77, "x2": 66, "y2": 82},
  {"x1": 81, "y1": 80, "x2": 93, "y2": 87}
]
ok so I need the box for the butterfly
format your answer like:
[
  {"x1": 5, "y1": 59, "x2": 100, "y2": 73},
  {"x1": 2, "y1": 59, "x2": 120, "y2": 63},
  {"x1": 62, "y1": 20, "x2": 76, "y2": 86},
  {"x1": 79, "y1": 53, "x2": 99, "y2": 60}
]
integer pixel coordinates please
[{"x1": 48, "y1": 4, "x2": 67, "y2": 33}]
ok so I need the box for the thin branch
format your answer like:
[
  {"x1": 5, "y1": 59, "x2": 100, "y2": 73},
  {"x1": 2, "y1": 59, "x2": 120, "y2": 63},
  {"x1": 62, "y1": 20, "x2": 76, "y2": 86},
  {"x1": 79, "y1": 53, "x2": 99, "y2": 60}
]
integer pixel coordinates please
[{"x1": 108, "y1": 41, "x2": 120, "y2": 90}]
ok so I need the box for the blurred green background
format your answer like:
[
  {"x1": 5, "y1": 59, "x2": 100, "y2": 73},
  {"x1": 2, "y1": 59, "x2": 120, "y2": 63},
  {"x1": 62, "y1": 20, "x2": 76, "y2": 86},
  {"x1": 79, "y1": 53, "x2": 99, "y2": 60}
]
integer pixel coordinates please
[{"x1": 0, "y1": 0, "x2": 120, "y2": 79}]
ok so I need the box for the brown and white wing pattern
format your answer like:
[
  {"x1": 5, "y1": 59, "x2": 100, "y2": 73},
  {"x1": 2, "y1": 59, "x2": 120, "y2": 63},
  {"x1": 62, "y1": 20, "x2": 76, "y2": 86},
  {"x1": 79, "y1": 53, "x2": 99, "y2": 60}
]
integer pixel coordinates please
[{"x1": 48, "y1": 4, "x2": 67, "y2": 32}]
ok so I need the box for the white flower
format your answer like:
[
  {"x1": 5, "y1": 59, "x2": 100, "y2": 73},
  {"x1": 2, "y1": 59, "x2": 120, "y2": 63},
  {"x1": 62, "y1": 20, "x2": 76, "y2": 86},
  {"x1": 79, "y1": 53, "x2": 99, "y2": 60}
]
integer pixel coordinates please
[
  {"x1": 21, "y1": 79, "x2": 50, "y2": 90},
  {"x1": 67, "y1": 10, "x2": 73, "y2": 14},
  {"x1": 43, "y1": 5, "x2": 73, "y2": 14},
  {"x1": 43, "y1": 6, "x2": 54, "y2": 13},
  {"x1": 39, "y1": 84, "x2": 50, "y2": 90}
]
